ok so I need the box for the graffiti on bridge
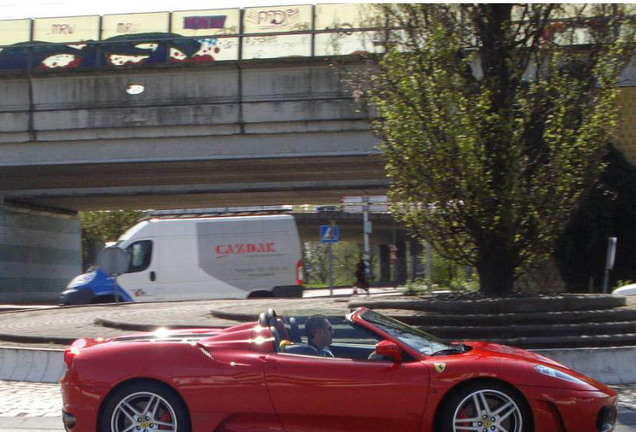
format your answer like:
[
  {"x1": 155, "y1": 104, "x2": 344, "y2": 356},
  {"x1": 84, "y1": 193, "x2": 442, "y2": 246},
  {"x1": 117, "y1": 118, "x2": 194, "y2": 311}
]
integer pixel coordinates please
[{"x1": 0, "y1": 33, "x2": 235, "y2": 71}]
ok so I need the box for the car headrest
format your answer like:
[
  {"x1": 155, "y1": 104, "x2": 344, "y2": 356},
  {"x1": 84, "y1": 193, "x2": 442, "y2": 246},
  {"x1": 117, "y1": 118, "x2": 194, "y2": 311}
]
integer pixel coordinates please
[{"x1": 258, "y1": 312, "x2": 268, "y2": 327}]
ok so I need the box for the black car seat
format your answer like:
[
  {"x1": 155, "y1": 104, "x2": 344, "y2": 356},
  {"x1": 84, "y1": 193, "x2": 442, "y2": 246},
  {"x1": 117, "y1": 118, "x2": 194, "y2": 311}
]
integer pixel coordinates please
[{"x1": 288, "y1": 317, "x2": 303, "y2": 343}]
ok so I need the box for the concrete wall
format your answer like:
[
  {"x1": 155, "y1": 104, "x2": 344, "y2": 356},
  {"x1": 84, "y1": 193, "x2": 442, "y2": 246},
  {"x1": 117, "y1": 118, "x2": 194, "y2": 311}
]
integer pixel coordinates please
[
  {"x1": 535, "y1": 346, "x2": 636, "y2": 385},
  {"x1": 0, "y1": 204, "x2": 81, "y2": 303}
]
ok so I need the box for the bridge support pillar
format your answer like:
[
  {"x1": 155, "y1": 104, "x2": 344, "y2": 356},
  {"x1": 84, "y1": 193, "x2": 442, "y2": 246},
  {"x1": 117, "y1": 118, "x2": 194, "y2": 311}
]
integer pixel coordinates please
[
  {"x1": 0, "y1": 203, "x2": 81, "y2": 303},
  {"x1": 395, "y1": 241, "x2": 408, "y2": 286},
  {"x1": 410, "y1": 240, "x2": 424, "y2": 281},
  {"x1": 378, "y1": 245, "x2": 391, "y2": 283}
]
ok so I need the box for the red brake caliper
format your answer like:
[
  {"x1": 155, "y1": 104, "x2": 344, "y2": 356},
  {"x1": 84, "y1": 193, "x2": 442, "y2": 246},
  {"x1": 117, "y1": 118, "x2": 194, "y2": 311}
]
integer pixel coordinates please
[
  {"x1": 457, "y1": 406, "x2": 471, "y2": 427},
  {"x1": 158, "y1": 411, "x2": 172, "y2": 430}
]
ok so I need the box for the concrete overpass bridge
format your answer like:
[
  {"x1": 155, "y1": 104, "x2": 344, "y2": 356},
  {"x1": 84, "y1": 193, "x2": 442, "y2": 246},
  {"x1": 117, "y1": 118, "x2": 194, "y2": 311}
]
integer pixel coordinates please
[
  {"x1": 0, "y1": 58, "x2": 385, "y2": 211},
  {"x1": 0, "y1": 55, "x2": 388, "y2": 302}
]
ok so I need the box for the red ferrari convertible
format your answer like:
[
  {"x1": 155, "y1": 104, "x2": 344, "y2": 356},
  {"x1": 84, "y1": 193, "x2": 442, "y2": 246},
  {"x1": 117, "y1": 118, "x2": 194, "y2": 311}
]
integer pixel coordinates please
[{"x1": 61, "y1": 307, "x2": 617, "y2": 432}]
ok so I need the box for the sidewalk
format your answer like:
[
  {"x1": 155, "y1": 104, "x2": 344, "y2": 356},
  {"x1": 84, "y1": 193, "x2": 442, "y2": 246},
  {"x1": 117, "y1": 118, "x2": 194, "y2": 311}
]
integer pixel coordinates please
[{"x1": 1, "y1": 380, "x2": 635, "y2": 432}]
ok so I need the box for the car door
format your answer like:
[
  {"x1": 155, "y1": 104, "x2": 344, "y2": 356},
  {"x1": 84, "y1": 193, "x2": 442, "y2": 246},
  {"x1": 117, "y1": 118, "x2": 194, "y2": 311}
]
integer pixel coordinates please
[
  {"x1": 263, "y1": 353, "x2": 429, "y2": 432},
  {"x1": 117, "y1": 239, "x2": 165, "y2": 301}
]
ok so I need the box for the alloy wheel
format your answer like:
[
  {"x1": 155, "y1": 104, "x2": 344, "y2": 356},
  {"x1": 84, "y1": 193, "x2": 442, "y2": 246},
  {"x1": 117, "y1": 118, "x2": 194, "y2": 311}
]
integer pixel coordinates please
[
  {"x1": 453, "y1": 389, "x2": 523, "y2": 432},
  {"x1": 110, "y1": 391, "x2": 177, "y2": 432}
]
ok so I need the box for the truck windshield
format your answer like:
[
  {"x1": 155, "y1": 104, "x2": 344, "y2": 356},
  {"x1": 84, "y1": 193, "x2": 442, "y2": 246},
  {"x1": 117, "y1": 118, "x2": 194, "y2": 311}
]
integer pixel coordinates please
[{"x1": 360, "y1": 309, "x2": 453, "y2": 356}]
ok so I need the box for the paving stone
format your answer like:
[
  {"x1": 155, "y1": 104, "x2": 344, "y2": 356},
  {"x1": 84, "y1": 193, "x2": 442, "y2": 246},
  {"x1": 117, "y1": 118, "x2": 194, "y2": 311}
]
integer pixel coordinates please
[{"x1": 0, "y1": 379, "x2": 635, "y2": 419}]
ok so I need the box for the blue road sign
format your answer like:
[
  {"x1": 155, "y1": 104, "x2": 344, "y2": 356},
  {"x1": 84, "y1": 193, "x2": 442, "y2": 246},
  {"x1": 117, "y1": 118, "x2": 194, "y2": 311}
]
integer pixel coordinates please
[{"x1": 320, "y1": 225, "x2": 340, "y2": 243}]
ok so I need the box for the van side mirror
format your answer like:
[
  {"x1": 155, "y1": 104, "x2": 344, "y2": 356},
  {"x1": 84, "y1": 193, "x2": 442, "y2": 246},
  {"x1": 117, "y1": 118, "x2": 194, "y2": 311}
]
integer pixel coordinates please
[
  {"x1": 375, "y1": 340, "x2": 402, "y2": 362},
  {"x1": 97, "y1": 246, "x2": 130, "y2": 277}
]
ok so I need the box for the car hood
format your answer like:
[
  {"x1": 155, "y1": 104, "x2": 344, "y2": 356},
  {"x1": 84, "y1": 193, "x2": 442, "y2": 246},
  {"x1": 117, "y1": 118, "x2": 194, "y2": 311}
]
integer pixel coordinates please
[
  {"x1": 466, "y1": 341, "x2": 564, "y2": 367},
  {"x1": 460, "y1": 341, "x2": 613, "y2": 392}
]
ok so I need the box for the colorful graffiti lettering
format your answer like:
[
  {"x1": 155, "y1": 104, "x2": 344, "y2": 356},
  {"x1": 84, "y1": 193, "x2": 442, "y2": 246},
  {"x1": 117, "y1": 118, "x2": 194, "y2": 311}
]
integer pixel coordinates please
[
  {"x1": 245, "y1": 8, "x2": 305, "y2": 31},
  {"x1": 116, "y1": 23, "x2": 142, "y2": 34},
  {"x1": 183, "y1": 16, "x2": 227, "y2": 30},
  {"x1": 51, "y1": 24, "x2": 76, "y2": 35}
]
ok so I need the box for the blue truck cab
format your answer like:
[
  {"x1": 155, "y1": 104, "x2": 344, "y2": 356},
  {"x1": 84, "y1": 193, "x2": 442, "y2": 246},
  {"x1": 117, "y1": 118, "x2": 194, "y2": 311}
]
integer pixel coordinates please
[{"x1": 59, "y1": 268, "x2": 133, "y2": 305}]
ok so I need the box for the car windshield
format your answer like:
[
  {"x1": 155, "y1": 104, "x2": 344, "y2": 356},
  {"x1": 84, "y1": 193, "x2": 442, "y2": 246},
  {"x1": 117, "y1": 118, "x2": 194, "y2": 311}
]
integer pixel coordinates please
[{"x1": 359, "y1": 309, "x2": 453, "y2": 356}]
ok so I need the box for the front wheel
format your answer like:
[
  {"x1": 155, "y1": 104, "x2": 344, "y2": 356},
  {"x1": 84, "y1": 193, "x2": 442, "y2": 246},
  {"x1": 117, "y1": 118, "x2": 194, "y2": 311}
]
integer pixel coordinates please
[
  {"x1": 99, "y1": 382, "x2": 190, "y2": 432},
  {"x1": 438, "y1": 382, "x2": 532, "y2": 432}
]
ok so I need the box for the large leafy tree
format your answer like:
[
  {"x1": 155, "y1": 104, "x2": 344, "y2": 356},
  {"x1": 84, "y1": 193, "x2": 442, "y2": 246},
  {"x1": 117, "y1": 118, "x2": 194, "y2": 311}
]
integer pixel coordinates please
[{"x1": 366, "y1": 4, "x2": 633, "y2": 295}]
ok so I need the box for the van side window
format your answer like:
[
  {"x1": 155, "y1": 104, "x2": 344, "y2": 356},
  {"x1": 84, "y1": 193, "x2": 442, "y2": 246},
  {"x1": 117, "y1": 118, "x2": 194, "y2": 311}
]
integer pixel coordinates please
[{"x1": 125, "y1": 241, "x2": 152, "y2": 273}]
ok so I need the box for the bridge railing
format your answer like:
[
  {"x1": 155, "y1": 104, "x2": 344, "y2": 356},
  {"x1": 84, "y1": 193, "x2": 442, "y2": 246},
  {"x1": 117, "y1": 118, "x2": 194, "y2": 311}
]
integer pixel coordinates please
[{"x1": 0, "y1": 3, "x2": 387, "y2": 73}]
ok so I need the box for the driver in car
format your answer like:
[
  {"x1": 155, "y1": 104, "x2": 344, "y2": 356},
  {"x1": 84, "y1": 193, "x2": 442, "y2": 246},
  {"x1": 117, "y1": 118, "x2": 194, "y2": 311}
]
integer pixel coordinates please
[{"x1": 305, "y1": 316, "x2": 335, "y2": 357}]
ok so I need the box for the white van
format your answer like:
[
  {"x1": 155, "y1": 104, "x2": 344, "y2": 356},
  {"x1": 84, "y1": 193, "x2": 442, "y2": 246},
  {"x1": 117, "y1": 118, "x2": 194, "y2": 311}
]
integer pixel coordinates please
[{"x1": 59, "y1": 215, "x2": 304, "y2": 304}]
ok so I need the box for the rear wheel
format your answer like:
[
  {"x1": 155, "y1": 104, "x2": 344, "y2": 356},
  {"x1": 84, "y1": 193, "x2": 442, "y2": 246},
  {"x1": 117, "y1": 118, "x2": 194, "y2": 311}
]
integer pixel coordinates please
[
  {"x1": 99, "y1": 382, "x2": 189, "y2": 432},
  {"x1": 91, "y1": 295, "x2": 126, "y2": 304},
  {"x1": 438, "y1": 382, "x2": 531, "y2": 432},
  {"x1": 91, "y1": 295, "x2": 114, "y2": 304},
  {"x1": 248, "y1": 290, "x2": 274, "y2": 298}
]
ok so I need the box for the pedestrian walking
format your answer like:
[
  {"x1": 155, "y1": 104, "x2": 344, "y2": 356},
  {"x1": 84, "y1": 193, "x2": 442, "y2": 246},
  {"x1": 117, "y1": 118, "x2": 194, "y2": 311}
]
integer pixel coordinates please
[{"x1": 354, "y1": 260, "x2": 370, "y2": 296}]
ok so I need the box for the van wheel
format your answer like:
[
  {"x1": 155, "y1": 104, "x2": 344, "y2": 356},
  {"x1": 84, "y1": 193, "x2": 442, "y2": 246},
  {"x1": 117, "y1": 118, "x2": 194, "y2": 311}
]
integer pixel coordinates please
[
  {"x1": 91, "y1": 296, "x2": 124, "y2": 304},
  {"x1": 248, "y1": 291, "x2": 274, "y2": 298},
  {"x1": 91, "y1": 296, "x2": 114, "y2": 304}
]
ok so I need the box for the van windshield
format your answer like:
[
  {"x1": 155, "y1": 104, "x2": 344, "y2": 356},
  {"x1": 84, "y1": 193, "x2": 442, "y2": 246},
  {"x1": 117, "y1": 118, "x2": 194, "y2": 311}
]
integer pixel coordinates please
[{"x1": 117, "y1": 221, "x2": 149, "y2": 244}]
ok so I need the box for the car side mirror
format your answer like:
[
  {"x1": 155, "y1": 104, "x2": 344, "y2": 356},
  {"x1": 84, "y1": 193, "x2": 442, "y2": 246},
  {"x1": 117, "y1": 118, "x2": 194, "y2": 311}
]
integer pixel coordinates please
[{"x1": 375, "y1": 340, "x2": 402, "y2": 362}]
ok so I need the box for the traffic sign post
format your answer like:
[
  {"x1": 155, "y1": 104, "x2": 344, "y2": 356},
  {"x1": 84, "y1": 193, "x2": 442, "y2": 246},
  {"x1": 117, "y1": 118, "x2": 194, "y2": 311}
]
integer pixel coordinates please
[
  {"x1": 363, "y1": 205, "x2": 371, "y2": 284},
  {"x1": 320, "y1": 223, "x2": 339, "y2": 296},
  {"x1": 603, "y1": 237, "x2": 618, "y2": 293},
  {"x1": 320, "y1": 224, "x2": 340, "y2": 243}
]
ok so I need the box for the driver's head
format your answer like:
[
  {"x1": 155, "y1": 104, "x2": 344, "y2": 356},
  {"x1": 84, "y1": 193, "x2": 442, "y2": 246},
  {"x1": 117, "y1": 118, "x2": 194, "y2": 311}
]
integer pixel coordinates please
[{"x1": 305, "y1": 316, "x2": 334, "y2": 349}]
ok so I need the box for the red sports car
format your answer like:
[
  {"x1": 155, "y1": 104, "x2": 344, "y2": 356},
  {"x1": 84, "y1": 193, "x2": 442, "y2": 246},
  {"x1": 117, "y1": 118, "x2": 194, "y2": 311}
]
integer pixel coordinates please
[{"x1": 61, "y1": 307, "x2": 617, "y2": 432}]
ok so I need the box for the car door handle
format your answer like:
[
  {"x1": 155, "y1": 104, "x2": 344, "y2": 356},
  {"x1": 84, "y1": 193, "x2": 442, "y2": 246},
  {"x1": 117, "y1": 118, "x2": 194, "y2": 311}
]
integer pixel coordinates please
[{"x1": 150, "y1": 271, "x2": 156, "y2": 282}]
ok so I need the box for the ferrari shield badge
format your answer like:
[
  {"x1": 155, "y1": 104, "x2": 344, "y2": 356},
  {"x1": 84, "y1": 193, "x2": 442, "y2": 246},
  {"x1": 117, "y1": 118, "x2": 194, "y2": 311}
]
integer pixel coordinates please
[{"x1": 434, "y1": 362, "x2": 446, "y2": 373}]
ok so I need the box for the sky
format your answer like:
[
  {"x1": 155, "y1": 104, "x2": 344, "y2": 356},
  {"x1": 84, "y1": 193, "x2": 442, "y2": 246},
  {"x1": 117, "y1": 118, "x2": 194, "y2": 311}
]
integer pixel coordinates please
[{"x1": 0, "y1": 0, "x2": 382, "y2": 20}]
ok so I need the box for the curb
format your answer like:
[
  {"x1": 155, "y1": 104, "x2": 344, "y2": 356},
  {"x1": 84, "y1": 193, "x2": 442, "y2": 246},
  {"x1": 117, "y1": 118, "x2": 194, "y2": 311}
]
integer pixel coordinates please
[
  {"x1": 425, "y1": 321, "x2": 636, "y2": 339},
  {"x1": 95, "y1": 318, "x2": 213, "y2": 332},
  {"x1": 0, "y1": 417, "x2": 64, "y2": 432},
  {"x1": 210, "y1": 307, "x2": 636, "y2": 326},
  {"x1": 349, "y1": 294, "x2": 626, "y2": 314},
  {"x1": 0, "y1": 333, "x2": 75, "y2": 346},
  {"x1": 209, "y1": 309, "x2": 257, "y2": 322},
  {"x1": 0, "y1": 347, "x2": 64, "y2": 383},
  {"x1": 455, "y1": 333, "x2": 636, "y2": 349},
  {"x1": 209, "y1": 309, "x2": 342, "y2": 322},
  {"x1": 390, "y1": 309, "x2": 636, "y2": 326}
]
